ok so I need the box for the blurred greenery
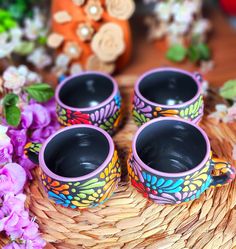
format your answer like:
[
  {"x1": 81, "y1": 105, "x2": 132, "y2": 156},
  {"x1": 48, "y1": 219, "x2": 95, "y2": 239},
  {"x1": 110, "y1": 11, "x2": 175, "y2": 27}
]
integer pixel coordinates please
[{"x1": 0, "y1": 0, "x2": 44, "y2": 22}]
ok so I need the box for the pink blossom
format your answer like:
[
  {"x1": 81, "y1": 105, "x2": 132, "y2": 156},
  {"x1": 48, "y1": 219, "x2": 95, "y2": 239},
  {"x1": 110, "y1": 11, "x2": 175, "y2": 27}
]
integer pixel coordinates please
[
  {"x1": 0, "y1": 163, "x2": 26, "y2": 197},
  {"x1": 17, "y1": 155, "x2": 35, "y2": 180}
]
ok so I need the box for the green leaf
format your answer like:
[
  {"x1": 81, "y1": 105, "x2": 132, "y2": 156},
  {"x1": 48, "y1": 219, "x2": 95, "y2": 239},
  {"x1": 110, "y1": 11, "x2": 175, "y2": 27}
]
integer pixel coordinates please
[
  {"x1": 197, "y1": 43, "x2": 211, "y2": 61},
  {"x1": 219, "y1": 80, "x2": 236, "y2": 100},
  {"x1": 25, "y1": 83, "x2": 54, "y2": 103},
  {"x1": 188, "y1": 46, "x2": 200, "y2": 62},
  {"x1": 187, "y1": 43, "x2": 211, "y2": 63},
  {"x1": 3, "y1": 18, "x2": 17, "y2": 30},
  {"x1": 166, "y1": 44, "x2": 187, "y2": 62},
  {"x1": 14, "y1": 41, "x2": 35, "y2": 56},
  {"x1": 3, "y1": 93, "x2": 19, "y2": 106},
  {"x1": 5, "y1": 105, "x2": 21, "y2": 127}
]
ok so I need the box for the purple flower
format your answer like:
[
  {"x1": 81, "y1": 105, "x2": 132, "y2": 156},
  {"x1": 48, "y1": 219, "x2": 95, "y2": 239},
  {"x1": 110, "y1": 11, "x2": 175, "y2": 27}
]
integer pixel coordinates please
[
  {"x1": 31, "y1": 123, "x2": 59, "y2": 143},
  {"x1": 0, "y1": 125, "x2": 13, "y2": 165},
  {"x1": 25, "y1": 104, "x2": 50, "y2": 129},
  {"x1": 8, "y1": 129, "x2": 27, "y2": 157},
  {"x1": 0, "y1": 163, "x2": 26, "y2": 197},
  {"x1": 20, "y1": 108, "x2": 33, "y2": 129},
  {"x1": 17, "y1": 155, "x2": 35, "y2": 180},
  {"x1": 22, "y1": 221, "x2": 46, "y2": 248}
]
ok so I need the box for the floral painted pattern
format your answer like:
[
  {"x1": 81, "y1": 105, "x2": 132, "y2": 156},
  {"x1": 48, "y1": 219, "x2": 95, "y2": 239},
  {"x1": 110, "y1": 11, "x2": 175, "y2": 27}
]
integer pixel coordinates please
[
  {"x1": 128, "y1": 154, "x2": 215, "y2": 205},
  {"x1": 57, "y1": 94, "x2": 122, "y2": 134},
  {"x1": 57, "y1": 106, "x2": 91, "y2": 126},
  {"x1": 133, "y1": 94, "x2": 204, "y2": 126},
  {"x1": 41, "y1": 151, "x2": 121, "y2": 209}
]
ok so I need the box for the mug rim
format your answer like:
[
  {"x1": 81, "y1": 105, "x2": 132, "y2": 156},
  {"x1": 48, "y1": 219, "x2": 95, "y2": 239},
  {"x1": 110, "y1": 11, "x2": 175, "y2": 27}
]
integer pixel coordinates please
[
  {"x1": 39, "y1": 124, "x2": 115, "y2": 182},
  {"x1": 135, "y1": 67, "x2": 202, "y2": 108},
  {"x1": 132, "y1": 117, "x2": 211, "y2": 178},
  {"x1": 55, "y1": 71, "x2": 118, "y2": 112}
]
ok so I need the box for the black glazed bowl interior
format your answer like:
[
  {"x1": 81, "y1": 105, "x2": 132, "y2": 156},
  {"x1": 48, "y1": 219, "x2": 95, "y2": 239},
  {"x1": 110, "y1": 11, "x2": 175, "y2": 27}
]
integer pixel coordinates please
[
  {"x1": 138, "y1": 70, "x2": 198, "y2": 106},
  {"x1": 44, "y1": 127, "x2": 110, "y2": 177},
  {"x1": 59, "y1": 73, "x2": 114, "y2": 108},
  {"x1": 136, "y1": 119, "x2": 207, "y2": 173}
]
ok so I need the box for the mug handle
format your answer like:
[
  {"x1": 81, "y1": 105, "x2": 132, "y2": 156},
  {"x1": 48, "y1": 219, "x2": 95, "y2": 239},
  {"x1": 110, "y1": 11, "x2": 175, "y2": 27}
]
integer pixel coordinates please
[
  {"x1": 193, "y1": 72, "x2": 204, "y2": 84},
  {"x1": 210, "y1": 157, "x2": 235, "y2": 187},
  {"x1": 24, "y1": 142, "x2": 42, "y2": 165}
]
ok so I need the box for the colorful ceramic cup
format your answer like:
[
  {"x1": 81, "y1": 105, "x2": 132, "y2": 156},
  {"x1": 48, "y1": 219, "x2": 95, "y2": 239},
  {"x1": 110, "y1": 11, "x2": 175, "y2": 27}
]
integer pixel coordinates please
[
  {"x1": 128, "y1": 118, "x2": 235, "y2": 205},
  {"x1": 55, "y1": 72, "x2": 122, "y2": 134},
  {"x1": 25, "y1": 125, "x2": 121, "y2": 209},
  {"x1": 133, "y1": 68, "x2": 204, "y2": 126}
]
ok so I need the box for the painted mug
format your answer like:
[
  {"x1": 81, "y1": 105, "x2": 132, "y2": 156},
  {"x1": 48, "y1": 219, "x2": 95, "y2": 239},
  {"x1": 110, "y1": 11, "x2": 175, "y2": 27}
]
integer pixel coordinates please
[
  {"x1": 56, "y1": 71, "x2": 122, "y2": 135},
  {"x1": 133, "y1": 68, "x2": 204, "y2": 126},
  {"x1": 127, "y1": 118, "x2": 235, "y2": 205},
  {"x1": 25, "y1": 125, "x2": 121, "y2": 209}
]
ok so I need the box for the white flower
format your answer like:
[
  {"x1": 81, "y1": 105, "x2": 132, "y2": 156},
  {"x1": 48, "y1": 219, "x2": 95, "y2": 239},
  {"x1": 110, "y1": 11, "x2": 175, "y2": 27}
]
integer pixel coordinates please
[
  {"x1": 9, "y1": 27, "x2": 23, "y2": 42},
  {"x1": 2, "y1": 65, "x2": 41, "y2": 93},
  {"x1": 27, "y1": 47, "x2": 52, "y2": 69},
  {"x1": 201, "y1": 80, "x2": 209, "y2": 96},
  {"x1": 70, "y1": 63, "x2": 83, "y2": 75},
  {"x1": 155, "y1": 2, "x2": 172, "y2": 22},
  {"x1": 0, "y1": 125, "x2": 11, "y2": 147},
  {"x1": 53, "y1": 54, "x2": 71, "y2": 77},
  {"x1": 192, "y1": 19, "x2": 211, "y2": 35},
  {"x1": 208, "y1": 104, "x2": 236, "y2": 123},
  {"x1": 172, "y1": 2, "x2": 197, "y2": 24},
  {"x1": 168, "y1": 22, "x2": 189, "y2": 36},
  {"x1": 24, "y1": 8, "x2": 45, "y2": 40},
  {"x1": 3, "y1": 66, "x2": 26, "y2": 94},
  {"x1": 0, "y1": 33, "x2": 19, "y2": 59},
  {"x1": 56, "y1": 53, "x2": 71, "y2": 68}
]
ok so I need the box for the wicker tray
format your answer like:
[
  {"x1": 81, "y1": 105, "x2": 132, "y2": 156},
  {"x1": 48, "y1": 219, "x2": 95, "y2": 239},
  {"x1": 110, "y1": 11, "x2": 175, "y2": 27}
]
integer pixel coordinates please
[{"x1": 1, "y1": 75, "x2": 236, "y2": 249}]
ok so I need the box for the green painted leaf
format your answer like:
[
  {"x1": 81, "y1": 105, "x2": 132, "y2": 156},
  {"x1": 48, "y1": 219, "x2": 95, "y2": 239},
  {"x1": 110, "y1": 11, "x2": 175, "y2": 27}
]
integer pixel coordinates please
[
  {"x1": 81, "y1": 181, "x2": 106, "y2": 189},
  {"x1": 79, "y1": 189, "x2": 95, "y2": 195},
  {"x1": 25, "y1": 83, "x2": 54, "y2": 102},
  {"x1": 5, "y1": 105, "x2": 21, "y2": 127},
  {"x1": 80, "y1": 178, "x2": 98, "y2": 187},
  {"x1": 219, "y1": 80, "x2": 236, "y2": 100},
  {"x1": 166, "y1": 44, "x2": 187, "y2": 62}
]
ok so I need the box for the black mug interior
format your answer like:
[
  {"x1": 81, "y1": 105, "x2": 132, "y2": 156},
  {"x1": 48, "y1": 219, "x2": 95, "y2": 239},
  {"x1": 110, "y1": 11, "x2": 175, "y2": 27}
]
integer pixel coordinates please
[
  {"x1": 136, "y1": 120, "x2": 207, "y2": 173},
  {"x1": 138, "y1": 70, "x2": 198, "y2": 106},
  {"x1": 44, "y1": 127, "x2": 110, "y2": 178},
  {"x1": 59, "y1": 74, "x2": 114, "y2": 108}
]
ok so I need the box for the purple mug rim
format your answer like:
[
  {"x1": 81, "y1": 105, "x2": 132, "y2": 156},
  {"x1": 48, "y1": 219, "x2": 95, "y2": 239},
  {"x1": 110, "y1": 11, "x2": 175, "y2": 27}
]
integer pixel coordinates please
[
  {"x1": 39, "y1": 124, "x2": 115, "y2": 182},
  {"x1": 55, "y1": 71, "x2": 118, "y2": 112},
  {"x1": 135, "y1": 67, "x2": 202, "y2": 108},
  {"x1": 132, "y1": 117, "x2": 211, "y2": 178}
]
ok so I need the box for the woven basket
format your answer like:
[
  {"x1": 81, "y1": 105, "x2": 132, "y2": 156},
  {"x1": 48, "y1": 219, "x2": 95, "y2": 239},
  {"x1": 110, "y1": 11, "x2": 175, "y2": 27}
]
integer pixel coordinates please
[{"x1": 1, "y1": 76, "x2": 236, "y2": 249}]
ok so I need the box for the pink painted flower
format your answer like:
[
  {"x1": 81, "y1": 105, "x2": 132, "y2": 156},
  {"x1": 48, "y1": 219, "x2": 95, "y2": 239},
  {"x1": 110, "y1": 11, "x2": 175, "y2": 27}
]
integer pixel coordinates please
[{"x1": 0, "y1": 163, "x2": 26, "y2": 197}]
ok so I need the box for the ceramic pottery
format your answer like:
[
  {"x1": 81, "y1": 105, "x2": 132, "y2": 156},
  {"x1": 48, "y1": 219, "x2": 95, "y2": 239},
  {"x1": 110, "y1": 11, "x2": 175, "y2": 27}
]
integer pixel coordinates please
[
  {"x1": 133, "y1": 68, "x2": 204, "y2": 126},
  {"x1": 56, "y1": 72, "x2": 122, "y2": 135},
  {"x1": 128, "y1": 118, "x2": 235, "y2": 205},
  {"x1": 25, "y1": 125, "x2": 121, "y2": 209}
]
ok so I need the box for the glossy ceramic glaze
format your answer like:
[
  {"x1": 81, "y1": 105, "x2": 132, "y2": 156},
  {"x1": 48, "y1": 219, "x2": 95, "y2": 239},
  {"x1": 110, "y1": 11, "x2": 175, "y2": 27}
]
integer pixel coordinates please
[
  {"x1": 25, "y1": 125, "x2": 121, "y2": 209},
  {"x1": 133, "y1": 68, "x2": 204, "y2": 126},
  {"x1": 56, "y1": 72, "x2": 122, "y2": 135},
  {"x1": 128, "y1": 118, "x2": 235, "y2": 205}
]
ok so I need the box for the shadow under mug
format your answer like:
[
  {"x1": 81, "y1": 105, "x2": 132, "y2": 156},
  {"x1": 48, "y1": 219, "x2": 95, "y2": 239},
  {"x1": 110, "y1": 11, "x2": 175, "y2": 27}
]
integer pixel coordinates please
[
  {"x1": 128, "y1": 118, "x2": 235, "y2": 205},
  {"x1": 24, "y1": 125, "x2": 121, "y2": 209},
  {"x1": 133, "y1": 68, "x2": 204, "y2": 126},
  {"x1": 55, "y1": 71, "x2": 122, "y2": 135}
]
